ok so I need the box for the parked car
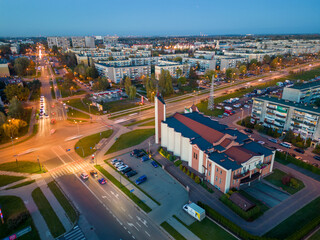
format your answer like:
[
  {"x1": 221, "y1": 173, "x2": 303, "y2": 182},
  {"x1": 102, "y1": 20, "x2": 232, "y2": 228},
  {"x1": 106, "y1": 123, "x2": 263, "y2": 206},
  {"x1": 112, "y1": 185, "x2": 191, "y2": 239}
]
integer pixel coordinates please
[
  {"x1": 125, "y1": 170, "x2": 137, "y2": 177},
  {"x1": 121, "y1": 167, "x2": 132, "y2": 174},
  {"x1": 257, "y1": 141, "x2": 265, "y2": 145},
  {"x1": 117, "y1": 165, "x2": 128, "y2": 172},
  {"x1": 151, "y1": 161, "x2": 158, "y2": 168},
  {"x1": 313, "y1": 155, "x2": 320, "y2": 161},
  {"x1": 289, "y1": 153, "x2": 296, "y2": 158},
  {"x1": 135, "y1": 175, "x2": 147, "y2": 185},
  {"x1": 115, "y1": 162, "x2": 124, "y2": 168},
  {"x1": 312, "y1": 163, "x2": 319, "y2": 167},
  {"x1": 295, "y1": 156, "x2": 302, "y2": 160},
  {"x1": 280, "y1": 142, "x2": 292, "y2": 149},
  {"x1": 268, "y1": 138, "x2": 278, "y2": 143},
  {"x1": 80, "y1": 172, "x2": 88, "y2": 180},
  {"x1": 141, "y1": 156, "x2": 149, "y2": 162},
  {"x1": 90, "y1": 170, "x2": 98, "y2": 178},
  {"x1": 294, "y1": 148, "x2": 305, "y2": 154},
  {"x1": 276, "y1": 149, "x2": 284, "y2": 152},
  {"x1": 98, "y1": 178, "x2": 107, "y2": 185},
  {"x1": 131, "y1": 149, "x2": 142, "y2": 157},
  {"x1": 244, "y1": 129, "x2": 253, "y2": 133},
  {"x1": 111, "y1": 159, "x2": 120, "y2": 165}
]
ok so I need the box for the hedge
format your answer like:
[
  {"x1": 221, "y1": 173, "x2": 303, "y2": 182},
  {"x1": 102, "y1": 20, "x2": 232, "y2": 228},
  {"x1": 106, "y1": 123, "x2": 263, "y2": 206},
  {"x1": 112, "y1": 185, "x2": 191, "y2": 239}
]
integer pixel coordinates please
[
  {"x1": 197, "y1": 202, "x2": 272, "y2": 240},
  {"x1": 276, "y1": 151, "x2": 320, "y2": 175},
  {"x1": 158, "y1": 147, "x2": 176, "y2": 161},
  {"x1": 220, "y1": 194, "x2": 262, "y2": 221}
]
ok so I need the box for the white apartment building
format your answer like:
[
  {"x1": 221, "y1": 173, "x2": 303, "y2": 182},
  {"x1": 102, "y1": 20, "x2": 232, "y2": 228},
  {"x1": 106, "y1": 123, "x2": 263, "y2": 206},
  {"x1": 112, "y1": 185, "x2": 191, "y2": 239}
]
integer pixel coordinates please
[
  {"x1": 182, "y1": 57, "x2": 216, "y2": 72},
  {"x1": 155, "y1": 60, "x2": 189, "y2": 79},
  {"x1": 47, "y1": 37, "x2": 70, "y2": 49},
  {"x1": 95, "y1": 63, "x2": 151, "y2": 83},
  {"x1": 85, "y1": 36, "x2": 95, "y2": 48},
  {"x1": 71, "y1": 37, "x2": 86, "y2": 48}
]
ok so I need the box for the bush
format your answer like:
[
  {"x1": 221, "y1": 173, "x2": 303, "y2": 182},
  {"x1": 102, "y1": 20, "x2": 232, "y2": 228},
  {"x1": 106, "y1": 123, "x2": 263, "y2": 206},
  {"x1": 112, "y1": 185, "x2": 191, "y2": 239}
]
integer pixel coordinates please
[
  {"x1": 183, "y1": 167, "x2": 187, "y2": 173},
  {"x1": 187, "y1": 170, "x2": 190, "y2": 176},
  {"x1": 174, "y1": 160, "x2": 182, "y2": 167},
  {"x1": 220, "y1": 194, "x2": 262, "y2": 221},
  {"x1": 290, "y1": 178, "x2": 299, "y2": 189},
  {"x1": 179, "y1": 164, "x2": 184, "y2": 170},
  {"x1": 281, "y1": 174, "x2": 292, "y2": 185},
  {"x1": 7, "y1": 210, "x2": 30, "y2": 230},
  {"x1": 195, "y1": 176, "x2": 201, "y2": 184},
  {"x1": 191, "y1": 172, "x2": 195, "y2": 179}
]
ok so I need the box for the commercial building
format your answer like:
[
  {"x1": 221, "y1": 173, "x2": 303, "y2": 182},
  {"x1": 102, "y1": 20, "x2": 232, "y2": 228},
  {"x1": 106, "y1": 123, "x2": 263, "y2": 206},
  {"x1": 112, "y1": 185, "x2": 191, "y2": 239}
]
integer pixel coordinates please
[
  {"x1": 155, "y1": 96, "x2": 275, "y2": 193},
  {"x1": 252, "y1": 96, "x2": 320, "y2": 140},
  {"x1": 282, "y1": 79, "x2": 320, "y2": 104},
  {"x1": 95, "y1": 62, "x2": 151, "y2": 83},
  {"x1": 155, "y1": 60, "x2": 189, "y2": 79}
]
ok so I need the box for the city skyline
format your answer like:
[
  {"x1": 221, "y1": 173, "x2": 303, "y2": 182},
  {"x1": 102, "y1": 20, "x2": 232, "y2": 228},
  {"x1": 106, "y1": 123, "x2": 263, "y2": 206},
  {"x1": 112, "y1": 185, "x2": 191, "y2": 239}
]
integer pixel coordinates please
[{"x1": 1, "y1": 0, "x2": 320, "y2": 37}]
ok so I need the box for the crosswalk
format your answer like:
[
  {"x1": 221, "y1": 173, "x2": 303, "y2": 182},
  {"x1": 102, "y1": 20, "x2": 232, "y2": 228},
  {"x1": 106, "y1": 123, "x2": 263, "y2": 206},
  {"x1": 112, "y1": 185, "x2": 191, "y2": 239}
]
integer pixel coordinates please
[
  {"x1": 59, "y1": 225, "x2": 86, "y2": 240},
  {"x1": 49, "y1": 160, "x2": 94, "y2": 179}
]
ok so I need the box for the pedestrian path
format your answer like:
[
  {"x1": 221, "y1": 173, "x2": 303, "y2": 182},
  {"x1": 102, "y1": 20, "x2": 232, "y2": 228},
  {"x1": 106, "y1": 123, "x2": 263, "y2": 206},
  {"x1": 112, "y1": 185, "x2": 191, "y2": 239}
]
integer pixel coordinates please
[
  {"x1": 49, "y1": 160, "x2": 95, "y2": 179},
  {"x1": 58, "y1": 225, "x2": 86, "y2": 240},
  {"x1": 0, "y1": 170, "x2": 32, "y2": 177},
  {"x1": 166, "y1": 216, "x2": 200, "y2": 240}
]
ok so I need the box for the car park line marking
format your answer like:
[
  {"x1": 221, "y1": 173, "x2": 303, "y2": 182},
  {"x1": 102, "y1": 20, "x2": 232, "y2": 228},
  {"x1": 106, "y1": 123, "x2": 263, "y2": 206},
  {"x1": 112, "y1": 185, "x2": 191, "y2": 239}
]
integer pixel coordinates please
[
  {"x1": 132, "y1": 236, "x2": 135, "y2": 239},
  {"x1": 145, "y1": 231, "x2": 150, "y2": 237},
  {"x1": 128, "y1": 231, "x2": 131, "y2": 235}
]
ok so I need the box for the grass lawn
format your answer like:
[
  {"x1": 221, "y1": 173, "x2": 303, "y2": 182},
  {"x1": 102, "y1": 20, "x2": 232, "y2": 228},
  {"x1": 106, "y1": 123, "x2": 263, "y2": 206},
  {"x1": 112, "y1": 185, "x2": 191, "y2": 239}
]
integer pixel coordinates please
[
  {"x1": 67, "y1": 118, "x2": 88, "y2": 123},
  {"x1": 160, "y1": 221, "x2": 186, "y2": 240},
  {"x1": 50, "y1": 81, "x2": 56, "y2": 99},
  {"x1": 264, "y1": 197, "x2": 320, "y2": 239},
  {"x1": 289, "y1": 67, "x2": 320, "y2": 81},
  {"x1": 310, "y1": 229, "x2": 320, "y2": 240},
  {"x1": 0, "y1": 175, "x2": 26, "y2": 187},
  {"x1": 139, "y1": 120, "x2": 155, "y2": 126},
  {"x1": 48, "y1": 181, "x2": 78, "y2": 223},
  {"x1": 238, "y1": 190, "x2": 269, "y2": 213},
  {"x1": 0, "y1": 161, "x2": 44, "y2": 174},
  {"x1": 106, "y1": 129, "x2": 155, "y2": 154},
  {"x1": 67, "y1": 108, "x2": 90, "y2": 119},
  {"x1": 275, "y1": 157, "x2": 289, "y2": 165},
  {"x1": 95, "y1": 165, "x2": 152, "y2": 213},
  {"x1": 104, "y1": 99, "x2": 138, "y2": 113},
  {"x1": 75, "y1": 130, "x2": 113, "y2": 157},
  {"x1": 174, "y1": 215, "x2": 236, "y2": 240},
  {"x1": 65, "y1": 98, "x2": 100, "y2": 115},
  {"x1": 32, "y1": 187, "x2": 65, "y2": 238},
  {"x1": 264, "y1": 169, "x2": 305, "y2": 194},
  {"x1": 0, "y1": 196, "x2": 40, "y2": 240},
  {"x1": 123, "y1": 117, "x2": 154, "y2": 127},
  {"x1": 5, "y1": 180, "x2": 35, "y2": 190}
]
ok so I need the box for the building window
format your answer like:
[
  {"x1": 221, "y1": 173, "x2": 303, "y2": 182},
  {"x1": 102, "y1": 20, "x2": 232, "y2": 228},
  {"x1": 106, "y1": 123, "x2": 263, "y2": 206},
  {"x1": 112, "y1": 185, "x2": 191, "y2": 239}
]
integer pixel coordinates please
[
  {"x1": 236, "y1": 179, "x2": 238, "y2": 183},
  {"x1": 220, "y1": 170, "x2": 222, "y2": 174},
  {"x1": 219, "y1": 178, "x2": 221, "y2": 184},
  {"x1": 208, "y1": 171, "x2": 211, "y2": 176},
  {"x1": 216, "y1": 168, "x2": 218, "y2": 172},
  {"x1": 215, "y1": 176, "x2": 218, "y2": 181},
  {"x1": 233, "y1": 180, "x2": 235, "y2": 184}
]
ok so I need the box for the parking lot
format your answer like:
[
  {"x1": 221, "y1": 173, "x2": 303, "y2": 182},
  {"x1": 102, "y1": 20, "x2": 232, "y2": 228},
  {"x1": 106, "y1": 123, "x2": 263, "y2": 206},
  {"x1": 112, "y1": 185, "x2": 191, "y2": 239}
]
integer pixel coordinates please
[{"x1": 109, "y1": 151, "x2": 189, "y2": 224}]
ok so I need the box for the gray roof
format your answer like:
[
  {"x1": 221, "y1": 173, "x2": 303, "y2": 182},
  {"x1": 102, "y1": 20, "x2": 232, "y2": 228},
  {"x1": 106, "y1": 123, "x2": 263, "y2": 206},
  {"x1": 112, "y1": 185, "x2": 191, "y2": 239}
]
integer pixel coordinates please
[{"x1": 289, "y1": 80, "x2": 320, "y2": 90}]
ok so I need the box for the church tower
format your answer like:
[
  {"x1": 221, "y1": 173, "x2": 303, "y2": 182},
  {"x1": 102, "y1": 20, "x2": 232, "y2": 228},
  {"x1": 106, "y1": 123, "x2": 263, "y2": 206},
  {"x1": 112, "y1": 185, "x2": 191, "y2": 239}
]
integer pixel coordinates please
[{"x1": 155, "y1": 95, "x2": 166, "y2": 144}]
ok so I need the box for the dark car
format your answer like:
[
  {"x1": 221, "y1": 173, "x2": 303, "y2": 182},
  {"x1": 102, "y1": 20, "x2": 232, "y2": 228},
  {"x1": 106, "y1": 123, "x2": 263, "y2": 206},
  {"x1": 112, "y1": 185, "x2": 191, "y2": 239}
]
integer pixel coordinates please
[
  {"x1": 313, "y1": 155, "x2": 320, "y2": 161},
  {"x1": 130, "y1": 149, "x2": 141, "y2": 157},
  {"x1": 121, "y1": 167, "x2": 132, "y2": 174},
  {"x1": 141, "y1": 156, "x2": 150, "y2": 162},
  {"x1": 90, "y1": 170, "x2": 98, "y2": 178},
  {"x1": 244, "y1": 128, "x2": 253, "y2": 133},
  {"x1": 151, "y1": 161, "x2": 158, "y2": 168},
  {"x1": 294, "y1": 148, "x2": 305, "y2": 154},
  {"x1": 98, "y1": 178, "x2": 107, "y2": 185},
  {"x1": 125, "y1": 170, "x2": 137, "y2": 177},
  {"x1": 289, "y1": 152, "x2": 296, "y2": 158}
]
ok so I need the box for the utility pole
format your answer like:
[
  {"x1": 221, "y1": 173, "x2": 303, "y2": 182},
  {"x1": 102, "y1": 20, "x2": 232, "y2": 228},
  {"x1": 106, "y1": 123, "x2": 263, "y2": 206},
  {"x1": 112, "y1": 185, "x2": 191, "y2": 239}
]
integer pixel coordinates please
[
  {"x1": 37, "y1": 155, "x2": 41, "y2": 171},
  {"x1": 208, "y1": 75, "x2": 215, "y2": 110}
]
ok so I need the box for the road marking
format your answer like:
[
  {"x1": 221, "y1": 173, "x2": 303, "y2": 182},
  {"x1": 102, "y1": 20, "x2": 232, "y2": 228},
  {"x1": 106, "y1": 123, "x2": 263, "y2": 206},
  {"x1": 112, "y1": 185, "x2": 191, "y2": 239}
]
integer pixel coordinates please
[
  {"x1": 110, "y1": 191, "x2": 119, "y2": 199},
  {"x1": 132, "y1": 236, "x2": 135, "y2": 239},
  {"x1": 128, "y1": 222, "x2": 139, "y2": 231},
  {"x1": 121, "y1": 206, "x2": 125, "y2": 212},
  {"x1": 135, "y1": 222, "x2": 141, "y2": 228},
  {"x1": 145, "y1": 231, "x2": 150, "y2": 237},
  {"x1": 116, "y1": 218, "x2": 123, "y2": 226},
  {"x1": 136, "y1": 216, "x2": 148, "y2": 227},
  {"x1": 128, "y1": 214, "x2": 133, "y2": 219},
  {"x1": 128, "y1": 231, "x2": 131, "y2": 235}
]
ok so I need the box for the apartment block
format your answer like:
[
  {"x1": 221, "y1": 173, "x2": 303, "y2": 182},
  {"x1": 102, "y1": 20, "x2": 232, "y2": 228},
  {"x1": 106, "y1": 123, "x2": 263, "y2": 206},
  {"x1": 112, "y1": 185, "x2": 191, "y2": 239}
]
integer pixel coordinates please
[
  {"x1": 155, "y1": 60, "x2": 189, "y2": 79},
  {"x1": 252, "y1": 96, "x2": 320, "y2": 140},
  {"x1": 47, "y1": 37, "x2": 70, "y2": 49},
  {"x1": 71, "y1": 37, "x2": 86, "y2": 48}
]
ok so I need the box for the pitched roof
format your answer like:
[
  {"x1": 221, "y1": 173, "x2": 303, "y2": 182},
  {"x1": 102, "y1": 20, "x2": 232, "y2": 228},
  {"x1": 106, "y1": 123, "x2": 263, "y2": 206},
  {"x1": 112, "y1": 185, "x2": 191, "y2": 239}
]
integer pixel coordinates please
[
  {"x1": 208, "y1": 152, "x2": 241, "y2": 171},
  {"x1": 220, "y1": 138, "x2": 232, "y2": 148},
  {"x1": 229, "y1": 192, "x2": 255, "y2": 211},
  {"x1": 224, "y1": 146, "x2": 257, "y2": 164},
  {"x1": 173, "y1": 113, "x2": 224, "y2": 143},
  {"x1": 242, "y1": 141, "x2": 274, "y2": 156}
]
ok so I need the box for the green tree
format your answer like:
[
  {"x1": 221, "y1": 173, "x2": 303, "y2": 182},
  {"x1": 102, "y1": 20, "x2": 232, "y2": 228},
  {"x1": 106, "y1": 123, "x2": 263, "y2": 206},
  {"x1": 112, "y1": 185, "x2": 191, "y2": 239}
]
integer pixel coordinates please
[
  {"x1": 239, "y1": 65, "x2": 247, "y2": 75},
  {"x1": 0, "y1": 45, "x2": 11, "y2": 57},
  {"x1": 8, "y1": 97, "x2": 24, "y2": 119},
  {"x1": 4, "y1": 84, "x2": 30, "y2": 101},
  {"x1": 124, "y1": 76, "x2": 132, "y2": 95},
  {"x1": 74, "y1": 64, "x2": 87, "y2": 79},
  {"x1": 175, "y1": 67, "x2": 182, "y2": 78},
  {"x1": 14, "y1": 57, "x2": 30, "y2": 76},
  {"x1": 270, "y1": 57, "x2": 279, "y2": 69},
  {"x1": 173, "y1": 57, "x2": 182, "y2": 62},
  {"x1": 52, "y1": 45, "x2": 59, "y2": 55},
  {"x1": 145, "y1": 75, "x2": 156, "y2": 101},
  {"x1": 284, "y1": 129, "x2": 295, "y2": 142},
  {"x1": 177, "y1": 77, "x2": 187, "y2": 87},
  {"x1": 315, "y1": 98, "x2": 320, "y2": 107},
  {"x1": 0, "y1": 112, "x2": 6, "y2": 126},
  {"x1": 128, "y1": 86, "x2": 136, "y2": 100},
  {"x1": 2, "y1": 119, "x2": 27, "y2": 138},
  {"x1": 152, "y1": 51, "x2": 159, "y2": 57},
  {"x1": 158, "y1": 70, "x2": 173, "y2": 96},
  {"x1": 263, "y1": 55, "x2": 271, "y2": 64},
  {"x1": 226, "y1": 68, "x2": 233, "y2": 79},
  {"x1": 189, "y1": 67, "x2": 198, "y2": 80},
  {"x1": 86, "y1": 66, "x2": 99, "y2": 79},
  {"x1": 204, "y1": 70, "x2": 216, "y2": 80}
]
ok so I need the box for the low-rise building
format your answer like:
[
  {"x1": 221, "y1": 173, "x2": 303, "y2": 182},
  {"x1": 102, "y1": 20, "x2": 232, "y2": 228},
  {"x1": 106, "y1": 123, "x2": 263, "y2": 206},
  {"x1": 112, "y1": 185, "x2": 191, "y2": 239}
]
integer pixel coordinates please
[
  {"x1": 0, "y1": 59, "x2": 10, "y2": 77},
  {"x1": 155, "y1": 96, "x2": 275, "y2": 193},
  {"x1": 252, "y1": 96, "x2": 320, "y2": 140}
]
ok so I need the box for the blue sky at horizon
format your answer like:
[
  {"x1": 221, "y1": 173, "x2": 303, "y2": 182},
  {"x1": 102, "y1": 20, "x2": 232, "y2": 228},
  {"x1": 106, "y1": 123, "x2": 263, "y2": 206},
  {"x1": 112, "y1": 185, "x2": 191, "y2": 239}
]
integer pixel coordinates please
[{"x1": 0, "y1": 0, "x2": 319, "y2": 37}]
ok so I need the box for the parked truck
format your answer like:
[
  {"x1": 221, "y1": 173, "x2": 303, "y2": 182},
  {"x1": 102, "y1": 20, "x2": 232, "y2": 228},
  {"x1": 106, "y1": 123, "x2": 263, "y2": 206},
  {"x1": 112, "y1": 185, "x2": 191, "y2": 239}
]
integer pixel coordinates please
[{"x1": 183, "y1": 203, "x2": 205, "y2": 221}]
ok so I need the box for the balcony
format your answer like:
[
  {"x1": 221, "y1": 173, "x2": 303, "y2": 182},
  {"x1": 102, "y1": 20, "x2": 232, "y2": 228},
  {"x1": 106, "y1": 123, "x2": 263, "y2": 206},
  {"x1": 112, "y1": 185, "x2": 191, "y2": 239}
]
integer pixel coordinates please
[
  {"x1": 267, "y1": 105, "x2": 276, "y2": 110},
  {"x1": 240, "y1": 172, "x2": 261, "y2": 184},
  {"x1": 275, "y1": 114, "x2": 286, "y2": 119},
  {"x1": 233, "y1": 171, "x2": 250, "y2": 180}
]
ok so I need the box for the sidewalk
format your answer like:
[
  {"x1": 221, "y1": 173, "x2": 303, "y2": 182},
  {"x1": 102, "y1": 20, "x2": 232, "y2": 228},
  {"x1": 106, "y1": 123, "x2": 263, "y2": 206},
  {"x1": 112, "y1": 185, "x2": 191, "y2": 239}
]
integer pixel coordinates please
[
  {"x1": 37, "y1": 179, "x2": 73, "y2": 232},
  {"x1": 166, "y1": 217, "x2": 200, "y2": 240},
  {"x1": 100, "y1": 162, "x2": 159, "y2": 209}
]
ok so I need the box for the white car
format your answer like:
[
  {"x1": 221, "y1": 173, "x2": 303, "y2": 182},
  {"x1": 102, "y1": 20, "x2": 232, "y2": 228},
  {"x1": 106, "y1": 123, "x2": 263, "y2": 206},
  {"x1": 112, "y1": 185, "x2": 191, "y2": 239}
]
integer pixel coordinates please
[
  {"x1": 280, "y1": 142, "x2": 292, "y2": 149},
  {"x1": 80, "y1": 172, "x2": 89, "y2": 180},
  {"x1": 117, "y1": 165, "x2": 128, "y2": 172},
  {"x1": 257, "y1": 141, "x2": 265, "y2": 145},
  {"x1": 276, "y1": 149, "x2": 284, "y2": 152},
  {"x1": 115, "y1": 162, "x2": 124, "y2": 168}
]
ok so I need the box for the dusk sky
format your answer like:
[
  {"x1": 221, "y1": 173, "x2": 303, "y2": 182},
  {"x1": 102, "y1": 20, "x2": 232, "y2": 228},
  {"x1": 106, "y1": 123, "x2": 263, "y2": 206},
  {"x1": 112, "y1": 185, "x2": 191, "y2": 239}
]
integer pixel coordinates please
[{"x1": 1, "y1": 0, "x2": 320, "y2": 37}]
